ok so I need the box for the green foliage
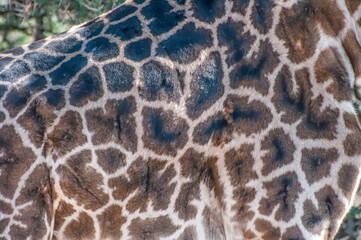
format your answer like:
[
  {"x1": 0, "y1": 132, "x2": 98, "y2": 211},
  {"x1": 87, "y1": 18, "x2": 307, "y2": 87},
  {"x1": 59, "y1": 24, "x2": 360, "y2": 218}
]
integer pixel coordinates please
[{"x1": 0, "y1": 0, "x2": 125, "y2": 52}]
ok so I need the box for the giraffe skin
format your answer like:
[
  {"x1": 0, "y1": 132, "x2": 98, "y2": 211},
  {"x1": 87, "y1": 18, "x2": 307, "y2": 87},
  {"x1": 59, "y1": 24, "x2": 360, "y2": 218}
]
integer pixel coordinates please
[{"x1": 1, "y1": 0, "x2": 361, "y2": 239}]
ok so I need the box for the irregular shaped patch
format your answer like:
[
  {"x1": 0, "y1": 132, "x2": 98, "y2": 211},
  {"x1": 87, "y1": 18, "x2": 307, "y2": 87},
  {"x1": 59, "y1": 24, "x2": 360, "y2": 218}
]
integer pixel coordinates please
[
  {"x1": 203, "y1": 207, "x2": 226, "y2": 239},
  {"x1": 261, "y1": 128, "x2": 296, "y2": 176},
  {"x1": 77, "y1": 19, "x2": 104, "y2": 39},
  {"x1": 0, "y1": 60, "x2": 31, "y2": 82},
  {"x1": 3, "y1": 46, "x2": 24, "y2": 56},
  {"x1": 157, "y1": 22, "x2": 213, "y2": 64},
  {"x1": 148, "y1": 10, "x2": 185, "y2": 36},
  {"x1": 139, "y1": 60, "x2": 181, "y2": 102},
  {"x1": 229, "y1": 39, "x2": 279, "y2": 95},
  {"x1": 343, "y1": 112, "x2": 361, "y2": 156},
  {"x1": 105, "y1": 16, "x2": 142, "y2": 41},
  {"x1": 24, "y1": 52, "x2": 65, "y2": 71},
  {"x1": 0, "y1": 112, "x2": 5, "y2": 123},
  {"x1": 48, "y1": 111, "x2": 87, "y2": 156},
  {"x1": 314, "y1": 47, "x2": 350, "y2": 101},
  {"x1": 3, "y1": 74, "x2": 47, "y2": 118},
  {"x1": 54, "y1": 201, "x2": 75, "y2": 231},
  {"x1": 0, "y1": 84, "x2": 7, "y2": 99},
  {"x1": 109, "y1": 157, "x2": 176, "y2": 212},
  {"x1": 345, "y1": 0, "x2": 361, "y2": 14},
  {"x1": 85, "y1": 96, "x2": 137, "y2": 153},
  {"x1": 0, "y1": 56, "x2": 14, "y2": 70},
  {"x1": 343, "y1": 31, "x2": 361, "y2": 91},
  {"x1": 56, "y1": 150, "x2": 109, "y2": 210},
  {"x1": 259, "y1": 172, "x2": 303, "y2": 222},
  {"x1": 190, "y1": 0, "x2": 225, "y2": 23},
  {"x1": 186, "y1": 51, "x2": 224, "y2": 119},
  {"x1": 231, "y1": 0, "x2": 250, "y2": 15},
  {"x1": 106, "y1": 4, "x2": 137, "y2": 22},
  {"x1": 225, "y1": 144, "x2": 257, "y2": 224},
  {"x1": 69, "y1": 65, "x2": 103, "y2": 107},
  {"x1": 272, "y1": 66, "x2": 313, "y2": 124},
  {"x1": 50, "y1": 54, "x2": 87, "y2": 85},
  {"x1": 177, "y1": 227, "x2": 197, "y2": 240},
  {"x1": 128, "y1": 216, "x2": 179, "y2": 240},
  {"x1": 302, "y1": 186, "x2": 345, "y2": 238},
  {"x1": 276, "y1": 1, "x2": 320, "y2": 63},
  {"x1": 0, "y1": 125, "x2": 36, "y2": 199},
  {"x1": 301, "y1": 148, "x2": 338, "y2": 184},
  {"x1": 95, "y1": 148, "x2": 126, "y2": 174},
  {"x1": 281, "y1": 226, "x2": 305, "y2": 240},
  {"x1": 251, "y1": 0, "x2": 274, "y2": 34},
  {"x1": 85, "y1": 37, "x2": 119, "y2": 62},
  {"x1": 45, "y1": 36, "x2": 83, "y2": 54},
  {"x1": 64, "y1": 212, "x2": 95, "y2": 240},
  {"x1": 142, "y1": 107, "x2": 189, "y2": 156},
  {"x1": 217, "y1": 18, "x2": 255, "y2": 67},
  {"x1": 103, "y1": 61, "x2": 134, "y2": 92},
  {"x1": 254, "y1": 219, "x2": 281, "y2": 240},
  {"x1": 28, "y1": 40, "x2": 46, "y2": 50},
  {"x1": 338, "y1": 164, "x2": 360, "y2": 200},
  {"x1": 141, "y1": 0, "x2": 172, "y2": 19},
  {"x1": 43, "y1": 89, "x2": 65, "y2": 110},
  {"x1": 124, "y1": 38, "x2": 152, "y2": 61},
  {"x1": 97, "y1": 205, "x2": 126, "y2": 239},
  {"x1": 193, "y1": 95, "x2": 272, "y2": 145}
]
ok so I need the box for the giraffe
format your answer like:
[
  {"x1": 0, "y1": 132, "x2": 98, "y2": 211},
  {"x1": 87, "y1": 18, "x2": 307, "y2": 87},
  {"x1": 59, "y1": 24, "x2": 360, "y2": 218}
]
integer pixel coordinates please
[{"x1": 1, "y1": 0, "x2": 361, "y2": 239}]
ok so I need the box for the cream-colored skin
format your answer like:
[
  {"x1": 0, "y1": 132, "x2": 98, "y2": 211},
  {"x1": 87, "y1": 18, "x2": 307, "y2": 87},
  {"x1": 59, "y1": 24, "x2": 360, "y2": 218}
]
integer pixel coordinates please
[{"x1": 1, "y1": 0, "x2": 361, "y2": 239}]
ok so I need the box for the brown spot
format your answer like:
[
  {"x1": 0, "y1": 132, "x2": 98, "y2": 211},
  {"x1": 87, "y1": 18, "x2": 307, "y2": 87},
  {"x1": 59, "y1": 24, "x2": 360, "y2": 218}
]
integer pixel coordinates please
[
  {"x1": 272, "y1": 66, "x2": 313, "y2": 124},
  {"x1": 128, "y1": 216, "x2": 179, "y2": 240},
  {"x1": 142, "y1": 106, "x2": 189, "y2": 156},
  {"x1": 0, "y1": 200, "x2": 12, "y2": 215},
  {"x1": 315, "y1": 47, "x2": 351, "y2": 101},
  {"x1": 202, "y1": 207, "x2": 226, "y2": 240},
  {"x1": 225, "y1": 144, "x2": 257, "y2": 224},
  {"x1": 17, "y1": 97, "x2": 57, "y2": 148},
  {"x1": 64, "y1": 212, "x2": 95, "y2": 240},
  {"x1": 281, "y1": 225, "x2": 305, "y2": 240},
  {"x1": 177, "y1": 227, "x2": 197, "y2": 240},
  {"x1": 54, "y1": 201, "x2": 75, "y2": 231},
  {"x1": 229, "y1": 39, "x2": 279, "y2": 95},
  {"x1": 0, "y1": 112, "x2": 5, "y2": 123},
  {"x1": 261, "y1": 128, "x2": 296, "y2": 176},
  {"x1": 97, "y1": 205, "x2": 126, "y2": 239},
  {"x1": 95, "y1": 148, "x2": 126, "y2": 174},
  {"x1": 259, "y1": 171, "x2": 303, "y2": 222},
  {"x1": 86, "y1": 96, "x2": 137, "y2": 153},
  {"x1": 56, "y1": 150, "x2": 109, "y2": 210},
  {"x1": 193, "y1": 95, "x2": 272, "y2": 145},
  {"x1": 301, "y1": 148, "x2": 339, "y2": 184},
  {"x1": 48, "y1": 111, "x2": 87, "y2": 157},
  {"x1": 343, "y1": 30, "x2": 361, "y2": 90},
  {"x1": 302, "y1": 186, "x2": 345, "y2": 238},
  {"x1": 338, "y1": 164, "x2": 360, "y2": 200},
  {"x1": 343, "y1": 112, "x2": 361, "y2": 156},
  {"x1": 109, "y1": 157, "x2": 176, "y2": 213},
  {"x1": 345, "y1": 0, "x2": 361, "y2": 14},
  {"x1": 255, "y1": 219, "x2": 281, "y2": 240},
  {"x1": 175, "y1": 182, "x2": 200, "y2": 220},
  {"x1": 0, "y1": 125, "x2": 36, "y2": 198},
  {"x1": 0, "y1": 218, "x2": 9, "y2": 234}
]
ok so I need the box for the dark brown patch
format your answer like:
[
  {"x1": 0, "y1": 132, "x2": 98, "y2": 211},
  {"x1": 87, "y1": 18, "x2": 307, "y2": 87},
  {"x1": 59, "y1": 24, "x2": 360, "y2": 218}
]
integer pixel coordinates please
[
  {"x1": 345, "y1": 0, "x2": 361, "y2": 14},
  {"x1": 56, "y1": 150, "x2": 109, "y2": 210},
  {"x1": 0, "y1": 218, "x2": 9, "y2": 234},
  {"x1": 202, "y1": 207, "x2": 226, "y2": 240},
  {"x1": 0, "y1": 125, "x2": 36, "y2": 199},
  {"x1": 314, "y1": 47, "x2": 351, "y2": 101},
  {"x1": 272, "y1": 66, "x2": 313, "y2": 124},
  {"x1": 225, "y1": 144, "x2": 257, "y2": 224},
  {"x1": 48, "y1": 111, "x2": 87, "y2": 157},
  {"x1": 17, "y1": 97, "x2": 57, "y2": 148},
  {"x1": 343, "y1": 112, "x2": 361, "y2": 157},
  {"x1": 255, "y1": 219, "x2": 281, "y2": 240},
  {"x1": 97, "y1": 205, "x2": 126, "y2": 239},
  {"x1": 259, "y1": 171, "x2": 303, "y2": 222},
  {"x1": 193, "y1": 95, "x2": 272, "y2": 145},
  {"x1": 261, "y1": 128, "x2": 296, "y2": 176},
  {"x1": 54, "y1": 201, "x2": 75, "y2": 231},
  {"x1": 177, "y1": 227, "x2": 197, "y2": 240},
  {"x1": 343, "y1": 30, "x2": 361, "y2": 94},
  {"x1": 281, "y1": 225, "x2": 305, "y2": 240},
  {"x1": 64, "y1": 212, "x2": 95, "y2": 240},
  {"x1": 301, "y1": 148, "x2": 338, "y2": 184},
  {"x1": 0, "y1": 112, "x2": 5, "y2": 123},
  {"x1": 302, "y1": 186, "x2": 345, "y2": 238},
  {"x1": 229, "y1": 39, "x2": 279, "y2": 95},
  {"x1": 142, "y1": 106, "x2": 189, "y2": 156},
  {"x1": 0, "y1": 200, "x2": 12, "y2": 215},
  {"x1": 338, "y1": 164, "x2": 360, "y2": 200},
  {"x1": 128, "y1": 216, "x2": 179, "y2": 240},
  {"x1": 85, "y1": 96, "x2": 137, "y2": 153},
  {"x1": 109, "y1": 157, "x2": 176, "y2": 213},
  {"x1": 95, "y1": 148, "x2": 126, "y2": 174}
]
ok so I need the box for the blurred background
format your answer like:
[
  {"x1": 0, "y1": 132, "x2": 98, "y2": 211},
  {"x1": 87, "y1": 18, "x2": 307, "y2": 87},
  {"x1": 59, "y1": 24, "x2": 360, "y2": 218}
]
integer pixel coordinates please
[{"x1": 0, "y1": 0, "x2": 360, "y2": 239}]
